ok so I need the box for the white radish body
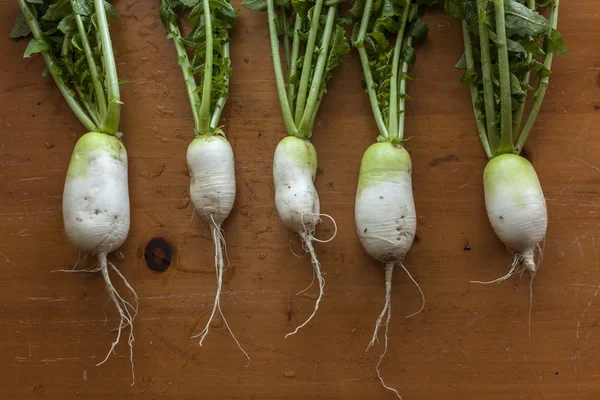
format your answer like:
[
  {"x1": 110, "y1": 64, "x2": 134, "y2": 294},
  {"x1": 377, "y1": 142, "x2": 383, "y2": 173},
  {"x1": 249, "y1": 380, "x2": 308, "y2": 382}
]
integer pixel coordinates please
[
  {"x1": 188, "y1": 135, "x2": 236, "y2": 226},
  {"x1": 187, "y1": 134, "x2": 248, "y2": 361},
  {"x1": 62, "y1": 131, "x2": 137, "y2": 382},
  {"x1": 356, "y1": 142, "x2": 416, "y2": 262},
  {"x1": 273, "y1": 136, "x2": 326, "y2": 337},
  {"x1": 63, "y1": 132, "x2": 130, "y2": 255},
  {"x1": 355, "y1": 142, "x2": 423, "y2": 397},
  {"x1": 273, "y1": 136, "x2": 320, "y2": 234},
  {"x1": 483, "y1": 154, "x2": 547, "y2": 274}
]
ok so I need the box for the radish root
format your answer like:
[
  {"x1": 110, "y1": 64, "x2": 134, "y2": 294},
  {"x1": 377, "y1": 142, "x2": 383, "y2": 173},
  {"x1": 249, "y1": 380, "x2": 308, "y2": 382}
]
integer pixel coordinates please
[
  {"x1": 472, "y1": 243, "x2": 545, "y2": 341},
  {"x1": 191, "y1": 220, "x2": 250, "y2": 364},
  {"x1": 96, "y1": 252, "x2": 138, "y2": 386},
  {"x1": 53, "y1": 252, "x2": 138, "y2": 385},
  {"x1": 366, "y1": 262, "x2": 424, "y2": 398},
  {"x1": 286, "y1": 233, "x2": 325, "y2": 338},
  {"x1": 366, "y1": 262, "x2": 401, "y2": 399}
]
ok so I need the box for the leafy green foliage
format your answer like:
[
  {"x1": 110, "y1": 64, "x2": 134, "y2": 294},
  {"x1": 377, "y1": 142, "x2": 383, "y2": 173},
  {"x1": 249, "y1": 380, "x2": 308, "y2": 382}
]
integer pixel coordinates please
[
  {"x1": 351, "y1": 0, "x2": 432, "y2": 134},
  {"x1": 10, "y1": 12, "x2": 31, "y2": 38},
  {"x1": 11, "y1": 0, "x2": 121, "y2": 133},
  {"x1": 242, "y1": 0, "x2": 349, "y2": 138},
  {"x1": 160, "y1": 0, "x2": 237, "y2": 134},
  {"x1": 448, "y1": 0, "x2": 567, "y2": 155}
]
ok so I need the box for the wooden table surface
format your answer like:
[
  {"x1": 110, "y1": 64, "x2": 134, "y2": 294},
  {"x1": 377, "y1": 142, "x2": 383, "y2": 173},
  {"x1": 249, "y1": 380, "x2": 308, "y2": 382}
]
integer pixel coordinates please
[{"x1": 1, "y1": 1, "x2": 599, "y2": 399}]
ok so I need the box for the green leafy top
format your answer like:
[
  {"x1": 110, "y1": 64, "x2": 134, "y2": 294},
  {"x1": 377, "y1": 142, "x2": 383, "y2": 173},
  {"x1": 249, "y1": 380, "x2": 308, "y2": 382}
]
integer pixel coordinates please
[
  {"x1": 12, "y1": 0, "x2": 122, "y2": 136},
  {"x1": 160, "y1": 0, "x2": 237, "y2": 136},
  {"x1": 447, "y1": 0, "x2": 567, "y2": 158},
  {"x1": 351, "y1": 0, "x2": 434, "y2": 143},
  {"x1": 242, "y1": 0, "x2": 350, "y2": 139}
]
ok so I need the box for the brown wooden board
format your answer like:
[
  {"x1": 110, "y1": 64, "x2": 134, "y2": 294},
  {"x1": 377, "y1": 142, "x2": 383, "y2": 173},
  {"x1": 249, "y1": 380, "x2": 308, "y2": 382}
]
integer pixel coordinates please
[{"x1": 1, "y1": 1, "x2": 599, "y2": 399}]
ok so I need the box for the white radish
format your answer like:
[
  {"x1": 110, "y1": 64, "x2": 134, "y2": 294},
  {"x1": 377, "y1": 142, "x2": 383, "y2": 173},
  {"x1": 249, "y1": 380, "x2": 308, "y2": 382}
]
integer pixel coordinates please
[
  {"x1": 355, "y1": 142, "x2": 424, "y2": 396},
  {"x1": 17, "y1": 0, "x2": 137, "y2": 383},
  {"x1": 474, "y1": 154, "x2": 547, "y2": 337},
  {"x1": 162, "y1": 0, "x2": 248, "y2": 360},
  {"x1": 187, "y1": 135, "x2": 248, "y2": 361},
  {"x1": 274, "y1": 136, "x2": 329, "y2": 337},
  {"x1": 62, "y1": 132, "x2": 138, "y2": 380},
  {"x1": 245, "y1": 0, "x2": 347, "y2": 337},
  {"x1": 482, "y1": 154, "x2": 547, "y2": 276}
]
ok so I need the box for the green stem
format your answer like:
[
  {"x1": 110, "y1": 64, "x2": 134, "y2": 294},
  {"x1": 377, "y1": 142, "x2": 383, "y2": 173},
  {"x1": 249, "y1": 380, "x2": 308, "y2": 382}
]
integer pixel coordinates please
[
  {"x1": 477, "y1": 0, "x2": 498, "y2": 152},
  {"x1": 298, "y1": 7, "x2": 336, "y2": 136},
  {"x1": 397, "y1": 36, "x2": 412, "y2": 141},
  {"x1": 198, "y1": 0, "x2": 214, "y2": 135},
  {"x1": 17, "y1": 0, "x2": 97, "y2": 132},
  {"x1": 74, "y1": 85, "x2": 102, "y2": 128},
  {"x1": 61, "y1": 32, "x2": 70, "y2": 57},
  {"x1": 72, "y1": 4, "x2": 107, "y2": 121},
  {"x1": 494, "y1": 0, "x2": 514, "y2": 154},
  {"x1": 389, "y1": 4, "x2": 410, "y2": 140},
  {"x1": 167, "y1": 19, "x2": 202, "y2": 135},
  {"x1": 287, "y1": 14, "x2": 302, "y2": 112},
  {"x1": 462, "y1": 21, "x2": 493, "y2": 159},
  {"x1": 355, "y1": 0, "x2": 388, "y2": 139},
  {"x1": 266, "y1": 0, "x2": 299, "y2": 136},
  {"x1": 94, "y1": 0, "x2": 120, "y2": 135},
  {"x1": 293, "y1": 0, "x2": 324, "y2": 125},
  {"x1": 477, "y1": 0, "x2": 499, "y2": 151},
  {"x1": 512, "y1": 0, "x2": 536, "y2": 135},
  {"x1": 516, "y1": 0, "x2": 560, "y2": 154},
  {"x1": 308, "y1": 87, "x2": 326, "y2": 138},
  {"x1": 281, "y1": 6, "x2": 291, "y2": 71},
  {"x1": 210, "y1": 42, "x2": 231, "y2": 131}
]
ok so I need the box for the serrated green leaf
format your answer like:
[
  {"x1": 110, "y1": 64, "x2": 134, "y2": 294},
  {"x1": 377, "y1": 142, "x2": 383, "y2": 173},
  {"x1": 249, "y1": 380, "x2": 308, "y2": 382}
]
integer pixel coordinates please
[
  {"x1": 43, "y1": 0, "x2": 71, "y2": 21},
  {"x1": 104, "y1": 1, "x2": 120, "y2": 20},
  {"x1": 10, "y1": 12, "x2": 31, "y2": 39},
  {"x1": 181, "y1": 0, "x2": 200, "y2": 6},
  {"x1": 242, "y1": 0, "x2": 267, "y2": 11},
  {"x1": 409, "y1": 19, "x2": 428, "y2": 41},
  {"x1": 72, "y1": 0, "x2": 94, "y2": 16},
  {"x1": 455, "y1": 52, "x2": 467, "y2": 69},
  {"x1": 460, "y1": 68, "x2": 479, "y2": 84},
  {"x1": 504, "y1": 0, "x2": 549, "y2": 37},
  {"x1": 546, "y1": 28, "x2": 567, "y2": 56},
  {"x1": 24, "y1": 38, "x2": 50, "y2": 58},
  {"x1": 400, "y1": 45, "x2": 416, "y2": 64}
]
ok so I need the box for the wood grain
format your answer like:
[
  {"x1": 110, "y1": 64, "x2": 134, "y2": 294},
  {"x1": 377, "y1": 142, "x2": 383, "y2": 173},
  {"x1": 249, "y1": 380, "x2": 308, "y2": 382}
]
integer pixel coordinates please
[{"x1": 1, "y1": 1, "x2": 599, "y2": 399}]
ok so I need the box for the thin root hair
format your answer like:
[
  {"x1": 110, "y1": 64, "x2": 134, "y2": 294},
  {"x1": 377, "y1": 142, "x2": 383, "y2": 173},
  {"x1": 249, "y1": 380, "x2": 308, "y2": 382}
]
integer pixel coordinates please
[
  {"x1": 398, "y1": 263, "x2": 425, "y2": 319},
  {"x1": 374, "y1": 290, "x2": 402, "y2": 399},
  {"x1": 191, "y1": 226, "x2": 224, "y2": 345},
  {"x1": 470, "y1": 254, "x2": 522, "y2": 285},
  {"x1": 289, "y1": 238, "x2": 304, "y2": 259},
  {"x1": 217, "y1": 299, "x2": 251, "y2": 366},
  {"x1": 191, "y1": 220, "x2": 250, "y2": 361},
  {"x1": 310, "y1": 213, "x2": 338, "y2": 243},
  {"x1": 95, "y1": 253, "x2": 137, "y2": 386},
  {"x1": 366, "y1": 262, "x2": 394, "y2": 351},
  {"x1": 286, "y1": 233, "x2": 325, "y2": 338}
]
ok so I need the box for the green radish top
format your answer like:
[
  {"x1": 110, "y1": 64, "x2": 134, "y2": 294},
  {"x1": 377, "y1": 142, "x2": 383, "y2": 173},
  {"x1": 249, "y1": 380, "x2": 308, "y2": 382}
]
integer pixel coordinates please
[
  {"x1": 448, "y1": 0, "x2": 567, "y2": 159},
  {"x1": 483, "y1": 153, "x2": 541, "y2": 196},
  {"x1": 242, "y1": 0, "x2": 350, "y2": 140},
  {"x1": 278, "y1": 136, "x2": 318, "y2": 170},
  {"x1": 350, "y1": 0, "x2": 432, "y2": 144},
  {"x1": 357, "y1": 142, "x2": 412, "y2": 193},
  {"x1": 12, "y1": 0, "x2": 123, "y2": 137},
  {"x1": 160, "y1": 0, "x2": 237, "y2": 138},
  {"x1": 66, "y1": 131, "x2": 126, "y2": 179}
]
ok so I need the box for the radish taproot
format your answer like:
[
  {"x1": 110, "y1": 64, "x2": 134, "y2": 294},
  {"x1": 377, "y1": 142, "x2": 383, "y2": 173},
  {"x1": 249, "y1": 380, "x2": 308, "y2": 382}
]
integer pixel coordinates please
[
  {"x1": 160, "y1": 0, "x2": 249, "y2": 360},
  {"x1": 243, "y1": 0, "x2": 349, "y2": 336},
  {"x1": 351, "y1": 0, "x2": 430, "y2": 395},
  {"x1": 13, "y1": 0, "x2": 138, "y2": 382},
  {"x1": 449, "y1": 0, "x2": 567, "y2": 332}
]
